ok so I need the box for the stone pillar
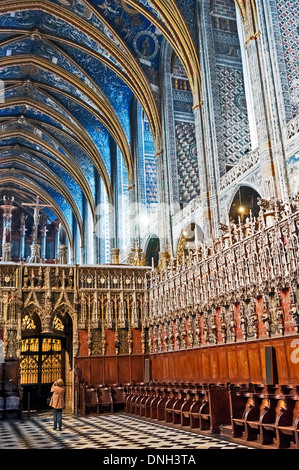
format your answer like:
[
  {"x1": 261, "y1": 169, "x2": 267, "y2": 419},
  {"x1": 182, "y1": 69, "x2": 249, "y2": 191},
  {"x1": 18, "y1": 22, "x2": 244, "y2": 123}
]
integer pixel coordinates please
[
  {"x1": 1, "y1": 196, "x2": 16, "y2": 262},
  {"x1": 2, "y1": 243, "x2": 12, "y2": 263},
  {"x1": 19, "y1": 212, "x2": 26, "y2": 260},
  {"x1": 193, "y1": 104, "x2": 216, "y2": 241},
  {"x1": 241, "y1": 0, "x2": 290, "y2": 201},
  {"x1": 128, "y1": 184, "x2": 138, "y2": 248},
  {"x1": 58, "y1": 244, "x2": 68, "y2": 264},
  {"x1": 40, "y1": 224, "x2": 47, "y2": 261},
  {"x1": 53, "y1": 220, "x2": 60, "y2": 261},
  {"x1": 110, "y1": 248, "x2": 120, "y2": 264},
  {"x1": 155, "y1": 152, "x2": 172, "y2": 259}
]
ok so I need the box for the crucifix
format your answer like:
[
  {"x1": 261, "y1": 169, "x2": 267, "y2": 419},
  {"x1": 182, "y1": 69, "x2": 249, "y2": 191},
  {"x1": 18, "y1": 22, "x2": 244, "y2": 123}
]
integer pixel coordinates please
[{"x1": 22, "y1": 196, "x2": 52, "y2": 244}]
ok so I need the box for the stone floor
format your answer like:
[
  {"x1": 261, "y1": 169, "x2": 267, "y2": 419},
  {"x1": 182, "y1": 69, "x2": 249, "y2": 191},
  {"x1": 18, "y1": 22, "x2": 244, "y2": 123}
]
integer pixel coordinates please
[{"x1": 0, "y1": 412, "x2": 253, "y2": 449}]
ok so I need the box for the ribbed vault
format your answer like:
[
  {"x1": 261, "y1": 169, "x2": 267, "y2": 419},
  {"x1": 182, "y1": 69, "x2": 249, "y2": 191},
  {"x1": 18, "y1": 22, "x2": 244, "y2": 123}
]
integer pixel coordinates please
[{"x1": 0, "y1": 0, "x2": 209, "y2": 263}]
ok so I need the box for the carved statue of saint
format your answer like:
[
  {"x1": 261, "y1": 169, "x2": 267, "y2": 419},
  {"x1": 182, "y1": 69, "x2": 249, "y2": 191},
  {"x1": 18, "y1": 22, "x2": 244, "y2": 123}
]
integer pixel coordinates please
[{"x1": 290, "y1": 304, "x2": 299, "y2": 332}]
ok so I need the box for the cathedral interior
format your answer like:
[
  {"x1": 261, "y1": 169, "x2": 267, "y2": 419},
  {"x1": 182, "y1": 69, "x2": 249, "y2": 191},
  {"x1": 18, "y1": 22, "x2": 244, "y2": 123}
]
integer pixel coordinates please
[{"x1": 0, "y1": 0, "x2": 298, "y2": 451}]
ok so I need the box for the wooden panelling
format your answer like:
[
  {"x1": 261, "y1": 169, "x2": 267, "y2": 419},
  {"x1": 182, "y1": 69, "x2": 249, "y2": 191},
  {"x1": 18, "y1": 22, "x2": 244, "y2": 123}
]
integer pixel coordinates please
[
  {"x1": 210, "y1": 349, "x2": 219, "y2": 381},
  {"x1": 247, "y1": 343, "x2": 262, "y2": 383},
  {"x1": 131, "y1": 356, "x2": 144, "y2": 383},
  {"x1": 76, "y1": 355, "x2": 147, "y2": 386},
  {"x1": 76, "y1": 336, "x2": 299, "y2": 387},
  {"x1": 78, "y1": 358, "x2": 91, "y2": 384},
  {"x1": 117, "y1": 356, "x2": 131, "y2": 384},
  {"x1": 90, "y1": 357, "x2": 104, "y2": 386},
  {"x1": 272, "y1": 340, "x2": 289, "y2": 383},
  {"x1": 236, "y1": 346, "x2": 250, "y2": 382},
  {"x1": 201, "y1": 351, "x2": 211, "y2": 381},
  {"x1": 150, "y1": 336, "x2": 299, "y2": 385},
  {"x1": 227, "y1": 347, "x2": 239, "y2": 382},
  {"x1": 104, "y1": 357, "x2": 118, "y2": 384},
  {"x1": 218, "y1": 347, "x2": 229, "y2": 382}
]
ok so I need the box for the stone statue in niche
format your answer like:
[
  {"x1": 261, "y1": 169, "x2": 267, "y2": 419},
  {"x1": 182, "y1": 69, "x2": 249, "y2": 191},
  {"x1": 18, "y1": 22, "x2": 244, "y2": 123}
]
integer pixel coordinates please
[
  {"x1": 290, "y1": 304, "x2": 299, "y2": 333},
  {"x1": 23, "y1": 267, "x2": 29, "y2": 288},
  {"x1": 262, "y1": 311, "x2": 271, "y2": 337},
  {"x1": 276, "y1": 308, "x2": 284, "y2": 335},
  {"x1": 157, "y1": 325, "x2": 162, "y2": 352},
  {"x1": 240, "y1": 313, "x2": 247, "y2": 340},
  {"x1": 202, "y1": 313, "x2": 209, "y2": 343},
  {"x1": 175, "y1": 318, "x2": 180, "y2": 349},
  {"x1": 228, "y1": 318, "x2": 236, "y2": 343},
  {"x1": 262, "y1": 296, "x2": 273, "y2": 337},
  {"x1": 163, "y1": 323, "x2": 167, "y2": 351},
  {"x1": 148, "y1": 326, "x2": 153, "y2": 354},
  {"x1": 210, "y1": 314, "x2": 217, "y2": 344},
  {"x1": 154, "y1": 325, "x2": 162, "y2": 353},
  {"x1": 193, "y1": 315, "x2": 201, "y2": 347},
  {"x1": 220, "y1": 308, "x2": 227, "y2": 343},
  {"x1": 180, "y1": 317, "x2": 187, "y2": 349},
  {"x1": 168, "y1": 323, "x2": 175, "y2": 351},
  {"x1": 187, "y1": 317, "x2": 194, "y2": 348},
  {"x1": 248, "y1": 306, "x2": 259, "y2": 339}
]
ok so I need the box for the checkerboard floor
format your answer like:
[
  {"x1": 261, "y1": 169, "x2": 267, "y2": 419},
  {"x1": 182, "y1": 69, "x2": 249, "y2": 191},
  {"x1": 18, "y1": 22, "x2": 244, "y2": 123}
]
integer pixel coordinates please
[{"x1": 0, "y1": 413, "x2": 252, "y2": 449}]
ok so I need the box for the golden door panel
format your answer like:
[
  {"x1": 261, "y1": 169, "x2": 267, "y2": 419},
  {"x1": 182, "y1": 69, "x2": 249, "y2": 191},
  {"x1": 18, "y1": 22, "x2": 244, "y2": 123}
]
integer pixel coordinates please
[
  {"x1": 20, "y1": 355, "x2": 39, "y2": 384},
  {"x1": 20, "y1": 337, "x2": 63, "y2": 385}
]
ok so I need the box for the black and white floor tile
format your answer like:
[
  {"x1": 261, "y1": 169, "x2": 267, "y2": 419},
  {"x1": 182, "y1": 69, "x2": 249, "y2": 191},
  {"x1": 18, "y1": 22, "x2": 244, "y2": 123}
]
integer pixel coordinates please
[{"x1": 0, "y1": 413, "x2": 252, "y2": 449}]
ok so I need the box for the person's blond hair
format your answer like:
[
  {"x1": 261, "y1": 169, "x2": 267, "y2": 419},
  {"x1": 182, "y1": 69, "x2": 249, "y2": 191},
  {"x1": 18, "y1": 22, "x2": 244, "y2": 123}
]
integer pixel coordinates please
[{"x1": 56, "y1": 379, "x2": 64, "y2": 387}]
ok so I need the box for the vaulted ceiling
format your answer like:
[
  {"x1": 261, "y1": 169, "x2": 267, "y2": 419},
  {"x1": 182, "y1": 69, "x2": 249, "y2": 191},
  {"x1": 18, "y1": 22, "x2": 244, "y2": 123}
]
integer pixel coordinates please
[{"x1": 0, "y1": 0, "x2": 203, "y2": 252}]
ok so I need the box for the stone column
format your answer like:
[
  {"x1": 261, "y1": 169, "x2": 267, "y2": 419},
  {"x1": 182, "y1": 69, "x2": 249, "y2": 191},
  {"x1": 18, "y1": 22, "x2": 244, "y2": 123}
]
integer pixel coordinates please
[
  {"x1": 19, "y1": 212, "x2": 26, "y2": 260},
  {"x1": 241, "y1": 0, "x2": 290, "y2": 201},
  {"x1": 193, "y1": 104, "x2": 216, "y2": 241},
  {"x1": 53, "y1": 220, "x2": 60, "y2": 262},
  {"x1": 154, "y1": 151, "x2": 172, "y2": 263},
  {"x1": 194, "y1": 1, "x2": 221, "y2": 241},
  {"x1": 1, "y1": 196, "x2": 16, "y2": 262},
  {"x1": 2, "y1": 243, "x2": 12, "y2": 263},
  {"x1": 58, "y1": 244, "x2": 68, "y2": 264},
  {"x1": 110, "y1": 248, "x2": 120, "y2": 264},
  {"x1": 40, "y1": 224, "x2": 47, "y2": 261},
  {"x1": 128, "y1": 184, "x2": 138, "y2": 248}
]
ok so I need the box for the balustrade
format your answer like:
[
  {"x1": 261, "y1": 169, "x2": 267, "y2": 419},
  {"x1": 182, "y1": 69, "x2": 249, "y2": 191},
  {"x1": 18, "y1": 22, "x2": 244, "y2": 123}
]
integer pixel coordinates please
[{"x1": 147, "y1": 197, "x2": 299, "y2": 351}]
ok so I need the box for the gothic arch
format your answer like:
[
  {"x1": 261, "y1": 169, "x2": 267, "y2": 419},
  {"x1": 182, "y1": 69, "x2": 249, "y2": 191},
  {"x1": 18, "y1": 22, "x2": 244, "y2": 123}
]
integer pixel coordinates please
[
  {"x1": 21, "y1": 308, "x2": 42, "y2": 335},
  {"x1": 176, "y1": 222, "x2": 203, "y2": 263},
  {"x1": 144, "y1": 234, "x2": 160, "y2": 268},
  {"x1": 228, "y1": 184, "x2": 261, "y2": 223}
]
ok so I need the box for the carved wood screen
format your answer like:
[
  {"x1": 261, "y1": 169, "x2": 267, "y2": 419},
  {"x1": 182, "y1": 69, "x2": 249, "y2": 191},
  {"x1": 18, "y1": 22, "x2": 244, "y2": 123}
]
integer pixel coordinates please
[{"x1": 20, "y1": 337, "x2": 63, "y2": 385}]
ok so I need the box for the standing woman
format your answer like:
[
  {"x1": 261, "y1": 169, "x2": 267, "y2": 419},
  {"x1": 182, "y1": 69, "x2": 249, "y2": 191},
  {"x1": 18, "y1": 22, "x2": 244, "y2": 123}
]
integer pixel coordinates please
[{"x1": 50, "y1": 379, "x2": 65, "y2": 431}]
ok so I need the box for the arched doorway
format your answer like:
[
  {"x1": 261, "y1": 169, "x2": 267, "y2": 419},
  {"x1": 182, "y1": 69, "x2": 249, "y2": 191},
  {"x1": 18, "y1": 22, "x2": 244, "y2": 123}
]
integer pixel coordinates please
[
  {"x1": 229, "y1": 186, "x2": 260, "y2": 223},
  {"x1": 20, "y1": 309, "x2": 72, "y2": 412},
  {"x1": 145, "y1": 235, "x2": 160, "y2": 267},
  {"x1": 177, "y1": 223, "x2": 203, "y2": 264}
]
